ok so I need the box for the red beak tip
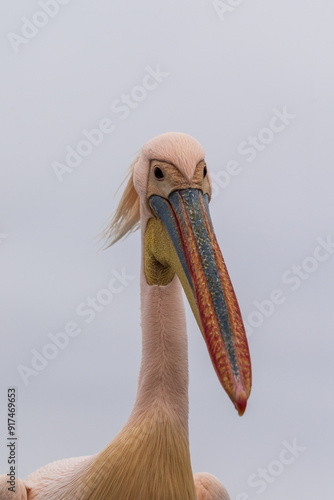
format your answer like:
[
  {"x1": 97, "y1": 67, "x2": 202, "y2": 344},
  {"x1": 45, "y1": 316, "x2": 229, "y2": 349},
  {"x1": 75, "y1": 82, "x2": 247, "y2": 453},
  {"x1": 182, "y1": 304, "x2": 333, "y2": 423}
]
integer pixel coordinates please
[{"x1": 234, "y1": 387, "x2": 248, "y2": 416}]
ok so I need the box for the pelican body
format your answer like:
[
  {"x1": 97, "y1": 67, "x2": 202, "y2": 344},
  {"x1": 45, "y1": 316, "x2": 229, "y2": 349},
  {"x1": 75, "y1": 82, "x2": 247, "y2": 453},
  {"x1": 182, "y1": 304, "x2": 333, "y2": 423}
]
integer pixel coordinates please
[{"x1": 0, "y1": 133, "x2": 251, "y2": 499}]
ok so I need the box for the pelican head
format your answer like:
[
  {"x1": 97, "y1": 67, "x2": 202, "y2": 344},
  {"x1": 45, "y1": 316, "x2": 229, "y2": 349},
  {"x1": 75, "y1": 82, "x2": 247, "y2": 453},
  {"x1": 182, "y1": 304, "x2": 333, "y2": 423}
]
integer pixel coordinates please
[{"x1": 105, "y1": 132, "x2": 251, "y2": 415}]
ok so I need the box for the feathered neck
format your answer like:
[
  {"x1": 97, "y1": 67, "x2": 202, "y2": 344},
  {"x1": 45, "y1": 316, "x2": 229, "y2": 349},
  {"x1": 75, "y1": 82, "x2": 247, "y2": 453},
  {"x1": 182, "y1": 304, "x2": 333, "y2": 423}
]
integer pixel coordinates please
[
  {"x1": 130, "y1": 206, "x2": 190, "y2": 432},
  {"x1": 79, "y1": 205, "x2": 196, "y2": 499}
]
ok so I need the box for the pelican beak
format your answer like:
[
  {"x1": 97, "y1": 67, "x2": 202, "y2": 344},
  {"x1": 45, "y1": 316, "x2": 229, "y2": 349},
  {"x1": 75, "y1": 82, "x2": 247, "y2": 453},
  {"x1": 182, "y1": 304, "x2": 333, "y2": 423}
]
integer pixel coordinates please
[{"x1": 148, "y1": 188, "x2": 252, "y2": 415}]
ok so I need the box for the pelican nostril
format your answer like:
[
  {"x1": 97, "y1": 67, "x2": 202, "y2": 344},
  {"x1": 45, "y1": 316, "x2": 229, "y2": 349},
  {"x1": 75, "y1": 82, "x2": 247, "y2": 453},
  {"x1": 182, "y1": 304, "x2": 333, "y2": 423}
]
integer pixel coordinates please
[{"x1": 203, "y1": 165, "x2": 207, "y2": 178}]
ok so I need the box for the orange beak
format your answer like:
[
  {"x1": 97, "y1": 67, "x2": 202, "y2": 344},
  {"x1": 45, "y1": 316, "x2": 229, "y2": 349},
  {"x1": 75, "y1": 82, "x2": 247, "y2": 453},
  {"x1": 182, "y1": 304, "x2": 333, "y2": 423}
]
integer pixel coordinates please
[{"x1": 150, "y1": 188, "x2": 252, "y2": 415}]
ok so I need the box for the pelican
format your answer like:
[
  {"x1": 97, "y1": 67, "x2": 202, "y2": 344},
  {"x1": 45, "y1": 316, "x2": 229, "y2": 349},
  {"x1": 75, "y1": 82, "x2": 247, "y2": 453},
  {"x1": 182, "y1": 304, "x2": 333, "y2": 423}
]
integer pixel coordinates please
[{"x1": 0, "y1": 132, "x2": 251, "y2": 499}]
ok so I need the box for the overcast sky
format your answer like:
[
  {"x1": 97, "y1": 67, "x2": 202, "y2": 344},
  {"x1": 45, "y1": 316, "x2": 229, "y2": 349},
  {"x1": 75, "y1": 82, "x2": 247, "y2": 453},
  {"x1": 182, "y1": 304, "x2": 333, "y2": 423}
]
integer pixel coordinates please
[{"x1": 1, "y1": 1, "x2": 334, "y2": 499}]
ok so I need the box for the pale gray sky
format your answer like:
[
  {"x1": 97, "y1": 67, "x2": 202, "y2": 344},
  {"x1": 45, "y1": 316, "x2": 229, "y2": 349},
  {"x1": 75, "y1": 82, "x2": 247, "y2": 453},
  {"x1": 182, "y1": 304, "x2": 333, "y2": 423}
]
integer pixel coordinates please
[{"x1": 1, "y1": 1, "x2": 334, "y2": 498}]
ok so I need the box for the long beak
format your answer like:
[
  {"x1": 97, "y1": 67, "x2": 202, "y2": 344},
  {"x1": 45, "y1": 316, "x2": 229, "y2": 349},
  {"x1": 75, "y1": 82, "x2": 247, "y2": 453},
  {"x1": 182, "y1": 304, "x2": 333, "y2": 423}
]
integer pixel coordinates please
[{"x1": 149, "y1": 188, "x2": 251, "y2": 415}]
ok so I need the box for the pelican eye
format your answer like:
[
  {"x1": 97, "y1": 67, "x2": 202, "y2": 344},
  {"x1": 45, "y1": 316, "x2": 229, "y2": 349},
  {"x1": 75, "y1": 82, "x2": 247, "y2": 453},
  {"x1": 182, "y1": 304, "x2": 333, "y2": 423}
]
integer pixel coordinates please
[
  {"x1": 203, "y1": 165, "x2": 207, "y2": 177},
  {"x1": 154, "y1": 167, "x2": 164, "y2": 180}
]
